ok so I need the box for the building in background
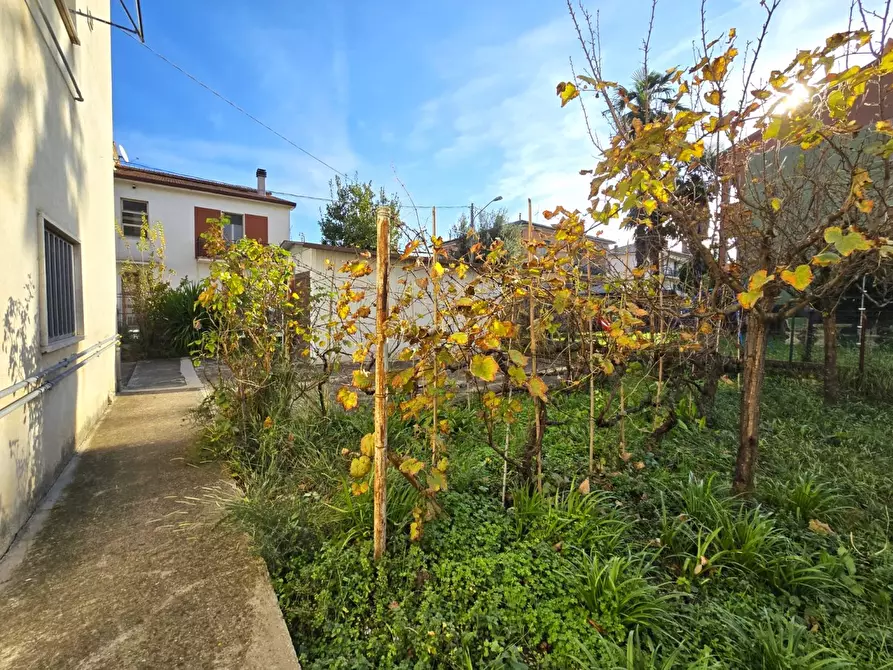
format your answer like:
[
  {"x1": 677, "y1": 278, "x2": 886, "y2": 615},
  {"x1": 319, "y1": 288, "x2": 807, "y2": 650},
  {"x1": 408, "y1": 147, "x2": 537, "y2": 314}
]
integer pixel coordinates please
[
  {"x1": 608, "y1": 244, "x2": 691, "y2": 293},
  {"x1": 113, "y1": 165, "x2": 296, "y2": 328},
  {"x1": 0, "y1": 0, "x2": 117, "y2": 555}
]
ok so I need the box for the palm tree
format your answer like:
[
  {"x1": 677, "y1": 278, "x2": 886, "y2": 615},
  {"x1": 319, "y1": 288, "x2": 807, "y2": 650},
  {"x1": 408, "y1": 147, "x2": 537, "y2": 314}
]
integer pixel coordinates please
[
  {"x1": 613, "y1": 68, "x2": 679, "y2": 131},
  {"x1": 614, "y1": 68, "x2": 685, "y2": 269}
]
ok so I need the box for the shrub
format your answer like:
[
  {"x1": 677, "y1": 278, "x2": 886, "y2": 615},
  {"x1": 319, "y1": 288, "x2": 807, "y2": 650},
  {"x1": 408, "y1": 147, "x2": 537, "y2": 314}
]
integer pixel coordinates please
[{"x1": 159, "y1": 279, "x2": 208, "y2": 357}]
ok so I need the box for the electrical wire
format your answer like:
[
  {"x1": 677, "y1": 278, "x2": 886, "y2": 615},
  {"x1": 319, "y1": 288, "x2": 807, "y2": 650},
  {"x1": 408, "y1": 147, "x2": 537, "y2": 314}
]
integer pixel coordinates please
[
  {"x1": 125, "y1": 39, "x2": 488, "y2": 212},
  {"x1": 129, "y1": 35, "x2": 350, "y2": 179}
]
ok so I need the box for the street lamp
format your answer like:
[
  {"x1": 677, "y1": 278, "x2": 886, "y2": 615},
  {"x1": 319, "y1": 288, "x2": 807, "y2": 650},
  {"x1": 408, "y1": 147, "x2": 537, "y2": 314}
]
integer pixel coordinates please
[{"x1": 470, "y1": 195, "x2": 503, "y2": 232}]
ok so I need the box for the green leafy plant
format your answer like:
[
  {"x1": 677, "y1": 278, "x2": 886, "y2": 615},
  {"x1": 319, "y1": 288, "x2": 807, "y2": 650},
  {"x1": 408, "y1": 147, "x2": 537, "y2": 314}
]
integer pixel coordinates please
[{"x1": 572, "y1": 552, "x2": 675, "y2": 641}]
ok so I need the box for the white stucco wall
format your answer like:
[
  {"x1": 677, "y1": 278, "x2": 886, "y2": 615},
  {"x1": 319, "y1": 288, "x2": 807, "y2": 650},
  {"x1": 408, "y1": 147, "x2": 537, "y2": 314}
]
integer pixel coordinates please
[
  {"x1": 288, "y1": 243, "x2": 488, "y2": 362},
  {"x1": 113, "y1": 179, "x2": 293, "y2": 300},
  {"x1": 0, "y1": 0, "x2": 117, "y2": 555}
]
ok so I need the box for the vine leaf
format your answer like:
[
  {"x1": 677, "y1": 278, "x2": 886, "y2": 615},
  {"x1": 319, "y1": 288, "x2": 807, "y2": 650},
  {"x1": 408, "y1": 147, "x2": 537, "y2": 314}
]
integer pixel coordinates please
[
  {"x1": 556, "y1": 81, "x2": 579, "y2": 107},
  {"x1": 508, "y1": 365, "x2": 527, "y2": 385},
  {"x1": 824, "y1": 226, "x2": 873, "y2": 256},
  {"x1": 737, "y1": 290, "x2": 762, "y2": 310},
  {"x1": 360, "y1": 433, "x2": 375, "y2": 457},
  {"x1": 350, "y1": 455, "x2": 371, "y2": 479},
  {"x1": 470, "y1": 355, "x2": 499, "y2": 382},
  {"x1": 508, "y1": 349, "x2": 529, "y2": 366},
  {"x1": 780, "y1": 264, "x2": 814, "y2": 291},
  {"x1": 353, "y1": 369, "x2": 372, "y2": 389},
  {"x1": 553, "y1": 289, "x2": 572, "y2": 315},
  {"x1": 528, "y1": 376, "x2": 548, "y2": 402},
  {"x1": 812, "y1": 251, "x2": 841, "y2": 266},
  {"x1": 337, "y1": 387, "x2": 358, "y2": 411}
]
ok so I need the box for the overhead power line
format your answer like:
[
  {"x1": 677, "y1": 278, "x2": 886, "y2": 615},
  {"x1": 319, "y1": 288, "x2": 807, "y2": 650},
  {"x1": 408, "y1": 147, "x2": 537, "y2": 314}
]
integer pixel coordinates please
[
  {"x1": 123, "y1": 161, "x2": 470, "y2": 210},
  {"x1": 125, "y1": 40, "x2": 480, "y2": 212},
  {"x1": 129, "y1": 35, "x2": 350, "y2": 179}
]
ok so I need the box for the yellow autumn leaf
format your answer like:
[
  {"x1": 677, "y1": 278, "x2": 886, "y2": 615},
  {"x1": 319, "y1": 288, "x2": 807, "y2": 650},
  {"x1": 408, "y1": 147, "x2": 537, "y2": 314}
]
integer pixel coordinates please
[
  {"x1": 528, "y1": 376, "x2": 548, "y2": 402},
  {"x1": 780, "y1": 264, "x2": 813, "y2": 291},
  {"x1": 449, "y1": 332, "x2": 469, "y2": 345},
  {"x1": 432, "y1": 261, "x2": 445, "y2": 277},
  {"x1": 737, "y1": 290, "x2": 762, "y2": 310},
  {"x1": 337, "y1": 386, "x2": 358, "y2": 411},
  {"x1": 557, "y1": 81, "x2": 579, "y2": 107},
  {"x1": 350, "y1": 455, "x2": 371, "y2": 479},
  {"x1": 469, "y1": 354, "x2": 499, "y2": 382},
  {"x1": 508, "y1": 349, "x2": 529, "y2": 366},
  {"x1": 353, "y1": 368, "x2": 372, "y2": 389},
  {"x1": 553, "y1": 289, "x2": 571, "y2": 315},
  {"x1": 704, "y1": 90, "x2": 721, "y2": 105},
  {"x1": 360, "y1": 433, "x2": 375, "y2": 457},
  {"x1": 770, "y1": 197, "x2": 781, "y2": 212},
  {"x1": 748, "y1": 270, "x2": 774, "y2": 292}
]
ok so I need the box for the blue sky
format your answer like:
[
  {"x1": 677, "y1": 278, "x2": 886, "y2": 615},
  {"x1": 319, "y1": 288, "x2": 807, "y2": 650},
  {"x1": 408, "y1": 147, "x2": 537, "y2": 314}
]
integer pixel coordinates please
[{"x1": 112, "y1": 0, "x2": 854, "y2": 243}]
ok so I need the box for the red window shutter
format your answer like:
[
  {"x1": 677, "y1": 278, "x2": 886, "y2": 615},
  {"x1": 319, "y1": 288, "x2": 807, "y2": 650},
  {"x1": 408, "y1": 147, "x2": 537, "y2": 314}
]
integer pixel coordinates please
[
  {"x1": 194, "y1": 206, "x2": 221, "y2": 257},
  {"x1": 245, "y1": 214, "x2": 269, "y2": 244}
]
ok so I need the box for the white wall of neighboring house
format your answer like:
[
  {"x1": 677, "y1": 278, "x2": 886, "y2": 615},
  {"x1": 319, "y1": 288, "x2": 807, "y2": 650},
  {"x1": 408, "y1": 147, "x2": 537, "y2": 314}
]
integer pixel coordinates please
[
  {"x1": 287, "y1": 242, "x2": 472, "y2": 362},
  {"x1": 0, "y1": 0, "x2": 117, "y2": 555},
  {"x1": 113, "y1": 176, "x2": 294, "y2": 326},
  {"x1": 609, "y1": 244, "x2": 690, "y2": 292}
]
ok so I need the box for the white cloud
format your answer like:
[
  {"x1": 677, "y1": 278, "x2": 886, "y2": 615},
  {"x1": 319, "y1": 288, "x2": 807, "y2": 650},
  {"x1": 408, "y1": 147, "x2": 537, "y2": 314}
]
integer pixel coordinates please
[{"x1": 407, "y1": 0, "x2": 864, "y2": 245}]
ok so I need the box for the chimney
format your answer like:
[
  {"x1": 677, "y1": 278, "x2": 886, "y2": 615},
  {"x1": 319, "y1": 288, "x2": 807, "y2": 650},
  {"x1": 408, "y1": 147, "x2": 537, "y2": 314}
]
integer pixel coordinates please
[{"x1": 256, "y1": 168, "x2": 267, "y2": 195}]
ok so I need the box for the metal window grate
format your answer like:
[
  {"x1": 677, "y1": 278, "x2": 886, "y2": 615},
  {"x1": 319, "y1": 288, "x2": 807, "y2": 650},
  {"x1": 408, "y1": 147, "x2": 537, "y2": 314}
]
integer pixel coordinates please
[
  {"x1": 44, "y1": 226, "x2": 77, "y2": 342},
  {"x1": 121, "y1": 199, "x2": 148, "y2": 236}
]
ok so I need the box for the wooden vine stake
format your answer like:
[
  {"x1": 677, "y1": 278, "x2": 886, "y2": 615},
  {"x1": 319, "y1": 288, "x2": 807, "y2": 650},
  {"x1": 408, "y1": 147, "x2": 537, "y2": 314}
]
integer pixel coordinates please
[
  {"x1": 587, "y1": 252, "x2": 595, "y2": 474},
  {"x1": 528, "y1": 198, "x2": 543, "y2": 492},
  {"x1": 431, "y1": 207, "x2": 439, "y2": 462},
  {"x1": 373, "y1": 205, "x2": 390, "y2": 561}
]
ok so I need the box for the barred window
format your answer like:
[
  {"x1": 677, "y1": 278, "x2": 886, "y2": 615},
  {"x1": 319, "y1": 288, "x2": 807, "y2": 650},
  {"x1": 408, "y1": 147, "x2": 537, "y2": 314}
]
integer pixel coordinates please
[
  {"x1": 121, "y1": 199, "x2": 148, "y2": 236},
  {"x1": 43, "y1": 221, "x2": 79, "y2": 343}
]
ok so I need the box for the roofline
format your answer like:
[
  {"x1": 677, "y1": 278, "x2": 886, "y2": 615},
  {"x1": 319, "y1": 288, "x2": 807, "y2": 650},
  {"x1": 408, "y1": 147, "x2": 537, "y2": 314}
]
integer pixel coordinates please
[
  {"x1": 114, "y1": 165, "x2": 297, "y2": 208},
  {"x1": 440, "y1": 220, "x2": 614, "y2": 247},
  {"x1": 282, "y1": 240, "x2": 423, "y2": 260}
]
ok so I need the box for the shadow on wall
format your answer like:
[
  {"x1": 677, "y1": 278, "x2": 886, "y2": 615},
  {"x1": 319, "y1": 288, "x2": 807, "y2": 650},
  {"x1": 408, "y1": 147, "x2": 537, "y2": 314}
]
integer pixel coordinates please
[{"x1": 0, "y1": 1, "x2": 88, "y2": 554}]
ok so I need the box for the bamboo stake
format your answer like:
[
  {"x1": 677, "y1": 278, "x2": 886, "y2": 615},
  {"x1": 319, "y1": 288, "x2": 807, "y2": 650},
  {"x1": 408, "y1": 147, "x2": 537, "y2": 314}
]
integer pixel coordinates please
[
  {"x1": 528, "y1": 198, "x2": 542, "y2": 492},
  {"x1": 587, "y1": 251, "x2": 595, "y2": 475},
  {"x1": 373, "y1": 206, "x2": 390, "y2": 561},
  {"x1": 431, "y1": 207, "x2": 439, "y2": 463},
  {"x1": 620, "y1": 378, "x2": 626, "y2": 450},
  {"x1": 655, "y1": 252, "x2": 665, "y2": 429},
  {"x1": 502, "y1": 384, "x2": 512, "y2": 506}
]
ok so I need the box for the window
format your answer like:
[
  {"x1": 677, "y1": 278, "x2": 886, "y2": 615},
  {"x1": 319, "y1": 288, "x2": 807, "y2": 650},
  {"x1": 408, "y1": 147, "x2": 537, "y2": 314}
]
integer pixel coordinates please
[
  {"x1": 121, "y1": 199, "x2": 148, "y2": 237},
  {"x1": 223, "y1": 212, "x2": 244, "y2": 243},
  {"x1": 41, "y1": 219, "x2": 81, "y2": 346}
]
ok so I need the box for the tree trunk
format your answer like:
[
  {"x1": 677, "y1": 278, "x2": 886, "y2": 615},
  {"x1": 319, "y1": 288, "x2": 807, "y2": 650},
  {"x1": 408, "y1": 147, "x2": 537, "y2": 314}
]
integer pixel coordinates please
[
  {"x1": 732, "y1": 316, "x2": 768, "y2": 495},
  {"x1": 521, "y1": 401, "x2": 547, "y2": 485},
  {"x1": 823, "y1": 310, "x2": 839, "y2": 404},
  {"x1": 698, "y1": 352, "x2": 723, "y2": 426},
  {"x1": 802, "y1": 310, "x2": 816, "y2": 362}
]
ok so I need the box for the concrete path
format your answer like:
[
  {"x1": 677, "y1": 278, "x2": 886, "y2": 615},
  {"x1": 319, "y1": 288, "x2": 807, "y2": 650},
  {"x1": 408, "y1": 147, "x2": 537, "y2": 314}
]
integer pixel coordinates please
[
  {"x1": 122, "y1": 358, "x2": 204, "y2": 395},
  {"x1": 0, "y1": 390, "x2": 298, "y2": 670}
]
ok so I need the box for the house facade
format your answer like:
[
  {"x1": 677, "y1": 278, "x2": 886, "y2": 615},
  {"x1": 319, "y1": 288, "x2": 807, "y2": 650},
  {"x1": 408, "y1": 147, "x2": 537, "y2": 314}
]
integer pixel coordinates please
[
  {"x1": 113, "y1": 165, "x2": 296, "y2": 327},
  {"x1": 0, "y1": 0, "x2": 117, "y2": 555},
  {"x1": 608, "y1": 244, "x2": 690, "y2": 293}
]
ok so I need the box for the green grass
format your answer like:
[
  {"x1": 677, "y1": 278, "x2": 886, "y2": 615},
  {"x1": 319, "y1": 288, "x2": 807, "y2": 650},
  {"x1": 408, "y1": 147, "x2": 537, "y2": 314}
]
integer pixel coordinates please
[{"x1": 210, "y1": 373, "x2": 893, "y2": 669}]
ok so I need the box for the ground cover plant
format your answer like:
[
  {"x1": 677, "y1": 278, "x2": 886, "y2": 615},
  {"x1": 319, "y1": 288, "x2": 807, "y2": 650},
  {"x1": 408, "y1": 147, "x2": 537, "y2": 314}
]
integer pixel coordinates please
[{"x1": 216, "y1": 374, "x2": 893, "y2": 668}]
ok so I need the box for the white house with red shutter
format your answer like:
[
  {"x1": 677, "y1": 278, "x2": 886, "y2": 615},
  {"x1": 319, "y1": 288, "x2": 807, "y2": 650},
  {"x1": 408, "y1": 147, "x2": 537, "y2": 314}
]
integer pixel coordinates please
[{"x1": 113, "y1": 165, "x2": 296, "y2": 326}]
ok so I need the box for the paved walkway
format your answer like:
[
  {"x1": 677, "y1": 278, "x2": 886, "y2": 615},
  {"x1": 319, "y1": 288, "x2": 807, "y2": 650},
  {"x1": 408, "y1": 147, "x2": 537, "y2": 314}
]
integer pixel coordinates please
[
  {"x1": 121, "y1": 357, "x2": 204, "y2": 395},
  {"x1": 0, "y1": 383, "x2": 298, "y2": 669}
]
